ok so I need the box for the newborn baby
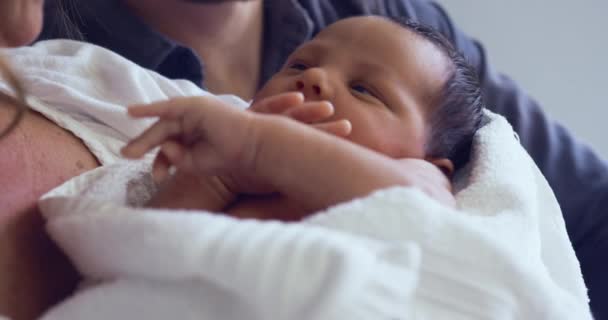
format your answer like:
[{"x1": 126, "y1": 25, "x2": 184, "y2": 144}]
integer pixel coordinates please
[{"x1": 122, "y1": 16, "x2": 485, "y2": 220}]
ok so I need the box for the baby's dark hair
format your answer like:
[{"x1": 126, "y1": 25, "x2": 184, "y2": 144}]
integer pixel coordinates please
[{"x1": 388, "y1": 17, "x2": 485, "y2": 172}]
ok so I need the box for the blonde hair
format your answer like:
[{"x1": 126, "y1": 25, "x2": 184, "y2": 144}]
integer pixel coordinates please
[{"x1": 0, "y1": 55, "x2": 28, "y2": 139}]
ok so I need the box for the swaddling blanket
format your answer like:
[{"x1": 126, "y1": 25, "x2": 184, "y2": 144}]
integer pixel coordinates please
[
  {"x1": 37, "y1": 114, "x2": 592, "y2": 319},
  {"x1": 1, "y1": 39, "x2": 591, "y2": 319}
]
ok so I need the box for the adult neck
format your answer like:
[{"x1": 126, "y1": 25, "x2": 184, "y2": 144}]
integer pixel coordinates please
[
  {"x1": 123, "y1": 0, "x2": 265, "y2": 98},
  {"x1": 124, "y1": 0, "x2": 262, "y2": 49}
]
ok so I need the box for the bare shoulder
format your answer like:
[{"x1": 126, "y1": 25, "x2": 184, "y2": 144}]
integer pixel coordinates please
[
  {"x1": 0, "y1": 107, "x2": 99, "y2": 213},
  {"x1": 0, "y1": 106, "x2": 98, "y2": 319}
]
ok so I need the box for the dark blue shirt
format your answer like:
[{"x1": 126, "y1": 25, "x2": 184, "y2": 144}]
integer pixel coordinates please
[{"x1": 39, "y1": 0, "x2": 608, "y2": 317}]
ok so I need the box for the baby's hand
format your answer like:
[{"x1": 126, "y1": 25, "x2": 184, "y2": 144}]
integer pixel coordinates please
[
  {"x1": 121, "y1": 96, "x2": 261, "y2": 184},
  {"x1": 249, "y1": 92, "x2": 352, "y2": 137}
]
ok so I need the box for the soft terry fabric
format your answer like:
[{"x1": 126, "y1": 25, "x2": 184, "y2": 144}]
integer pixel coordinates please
[
  {"x1": 37, "y1": 112, "x2": 592, "y2": 319},
  {"x1": 0, "y1": 40, "x2": 591, "y2": 319}
]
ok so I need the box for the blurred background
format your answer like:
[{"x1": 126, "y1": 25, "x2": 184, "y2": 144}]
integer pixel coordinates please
[{"x1": 434, "y1": 0, "x2": 608, "y2": 159}]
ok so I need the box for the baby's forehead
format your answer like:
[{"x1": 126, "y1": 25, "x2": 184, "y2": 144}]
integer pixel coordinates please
[
  {"x1": 299, "y1": 17, "x2": 451, "y2": 107},
  {"x1": 314, "y1": 17, "x2": 449, "y2": 79},
  {"x1": 315, "y1": 17, "x2": 446, "y2": 64},
  {"x1": 316, "y1": 16, "x2": 418, "y2": 43}
]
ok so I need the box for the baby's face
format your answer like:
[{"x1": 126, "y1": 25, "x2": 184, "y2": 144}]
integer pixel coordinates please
[{"x1": 255, "y1": 16, "x2": 451, "y2": 159}]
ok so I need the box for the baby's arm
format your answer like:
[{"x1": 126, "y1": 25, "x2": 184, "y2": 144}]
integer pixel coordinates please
[
  {"x1": 145, "y1": 171, "x2": 235, "y2": 211},
  {"x1": 250, "y1": 114, "x2": 453, "y2": 211},
  {"x1": 135, "y1": 93, "x2": 350, "y2": 212},
  {"x1": 122, "y1": 96, "x2": 452, "y2": 213}
]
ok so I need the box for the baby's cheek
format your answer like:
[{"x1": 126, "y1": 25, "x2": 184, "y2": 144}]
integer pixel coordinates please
[
  {"x1": 357, "y1": 125, "x2": 426, "y2": 159},
  {"x1": 256, "y1": 76, "x2": 292, "y2": 100}
]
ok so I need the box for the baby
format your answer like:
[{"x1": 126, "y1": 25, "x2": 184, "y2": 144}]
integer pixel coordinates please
[{"x1": 122, "y1": 16, "x2": 485, "y2": 220}]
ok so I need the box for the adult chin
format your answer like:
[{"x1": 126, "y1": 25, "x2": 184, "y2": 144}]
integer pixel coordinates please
[{"x1": 0, "y1": 0, "x2": 44, "y2": 48}]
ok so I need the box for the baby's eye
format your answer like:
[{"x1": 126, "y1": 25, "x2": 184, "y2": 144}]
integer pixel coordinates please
[
  {"x1": 288, "y1": 62, "x2": 309, "y2": 71},
  {"x1": 350, "y1": 83, "x2": 388, "y2": 108},
  {"x1": 350, "y1": 84, "x2": 374, "y2": 96}
]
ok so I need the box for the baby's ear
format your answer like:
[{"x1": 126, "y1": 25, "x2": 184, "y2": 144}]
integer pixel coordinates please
[{"x1": 426, "y1": 157, "x2": 454, "y2": 178}]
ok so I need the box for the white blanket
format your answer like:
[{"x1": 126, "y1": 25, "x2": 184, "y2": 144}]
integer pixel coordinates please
[
  {"x1": 37, "y1": 112, "x2": 592, "y2": 320},
  {"x1": 1, "y1": 40, "x2": 592, "y2": 319}
]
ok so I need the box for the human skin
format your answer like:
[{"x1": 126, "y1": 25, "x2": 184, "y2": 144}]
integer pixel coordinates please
[
  {"x1": 0, "y1": 0, "x2": 44, "y2": 47},
  {"x1": 123, "y1": 0, "x2": 264, "y2": 99},
  {"x1": 144, "y1": 92, "x2": 352, "y2": 213},
  {"x1": 0, "y1": 1, "x2": 100, "y2": 319},
  {"x1": 254, "y1": 16, "x2": 451, "y2": 161}
]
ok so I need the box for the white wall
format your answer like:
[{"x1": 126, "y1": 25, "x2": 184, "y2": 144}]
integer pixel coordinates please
[{"x1": 433, "y1": 0, "x2": 608, "y2": 159}]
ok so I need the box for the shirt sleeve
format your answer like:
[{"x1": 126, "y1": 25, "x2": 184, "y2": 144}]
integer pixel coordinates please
[{"x1": 384, "y1": 0, "x2": 608, "y2": 317}]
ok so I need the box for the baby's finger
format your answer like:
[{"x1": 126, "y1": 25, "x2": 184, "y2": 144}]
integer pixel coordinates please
[
  {"x1": 128, "y1": 102, "x2": 180, "y2": 118},
  {"x1": 312, "y1": 119, "x2": 352, "y2": 137},
  {"x1": 249, "y1": 92, "x2": 304, "y2": 114},
  {"x1": 283, "y1": 101, "x2": 334, "y2": 123},
  {"x1": 159, "y1": 141, "x2": 187, "y2": 170},
  {"x1": 152, "y1": 151, "x2": 172, "y2": 184},
  {"x1": 152, "y1": 141, "x2": 188, "y2": 183},
  {"x1": 121, "y1": 120, "x2": 181, "y2": 158}
]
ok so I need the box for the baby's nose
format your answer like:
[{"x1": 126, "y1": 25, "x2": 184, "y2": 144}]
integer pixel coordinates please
[
  {"x1": 295, "y1": 68, "x2": 333, "y2": 101},
  {"x1": 296, "y1": 80, "x2": 322, "y2": 96}
]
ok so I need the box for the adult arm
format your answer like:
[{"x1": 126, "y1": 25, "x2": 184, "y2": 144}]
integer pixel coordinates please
[{"x1": 393, "y1": 1, "x2": 608, "y2": 316}]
